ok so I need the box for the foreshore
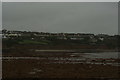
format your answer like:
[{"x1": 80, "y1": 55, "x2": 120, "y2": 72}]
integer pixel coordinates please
[
  {"x1": 3, "y1": 59, "x2": 120, "y2": 78},
  {"x1": 2, "y1": 44, "x2": 120, "y2": 78}
]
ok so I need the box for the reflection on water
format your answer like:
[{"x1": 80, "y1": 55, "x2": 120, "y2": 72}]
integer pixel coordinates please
[
  {"x1": 29, "y1": 68, "x2": 42, "y2": 75},
  {"x1": 3, "y1": 52, "x2": 120, "y2": 66},
  {"x1": 83, "y1": 52, "x2": 119, "y2": 59}
]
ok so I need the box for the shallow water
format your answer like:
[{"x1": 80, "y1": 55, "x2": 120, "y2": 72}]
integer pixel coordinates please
[
  {"x1": 83, "y1": 52, "x2": 119, "y2": 59},
  {"x1": 2, "y1": 52, "x2": 120, "y2": 66}
]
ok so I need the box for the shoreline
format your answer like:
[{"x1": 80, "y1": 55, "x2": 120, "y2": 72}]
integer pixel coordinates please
[{"x1": 34, "y1": 49, "x2": 119, "y2": 52}]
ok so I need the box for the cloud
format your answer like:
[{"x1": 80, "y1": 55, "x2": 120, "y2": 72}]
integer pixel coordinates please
[{"x1": 2, "y1": 2, "x2": 118, "y2": 34}]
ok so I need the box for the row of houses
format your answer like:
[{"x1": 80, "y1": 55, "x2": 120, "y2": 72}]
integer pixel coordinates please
[{"x1": 2, "y1": 29, "x2": 118, "y2": 43}]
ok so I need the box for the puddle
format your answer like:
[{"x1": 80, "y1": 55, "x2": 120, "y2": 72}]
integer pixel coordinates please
[
  {"x1": 29, "y1": 68, "x2": 42, "y2": 75},
  {"x1": 29, "y1": 71, "x2": 36, "y2": 75},
  {"x1": 33, "y1": 68, "x2": 42, "y2": 72}
]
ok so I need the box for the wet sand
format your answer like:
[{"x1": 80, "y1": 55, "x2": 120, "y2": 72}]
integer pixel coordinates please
[
  {"x1": 2, "y1": 45, "x2": 120, "y2": 79},
  {"x1": 2, "y1": 51, "x2": 120, "y2": 79},
  {"x1": 2, "y1": 59, "x2": 119, "y2": 78}
]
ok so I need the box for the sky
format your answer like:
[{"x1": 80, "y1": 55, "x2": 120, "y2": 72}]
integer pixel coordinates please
[
  {"x1": 2, "y1": 0, "x2": 120, "y2": 2},
  {"x1": 0, "y1": 2, "x2": 1, "y2": 30},
  {"x1": 2, "y1": 2, "x2": 118, "y2": 35}
]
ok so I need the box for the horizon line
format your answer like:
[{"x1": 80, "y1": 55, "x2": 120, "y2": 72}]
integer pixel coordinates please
[{"x1": 2, "y1": 29, "x2": 119, "y2": 36}]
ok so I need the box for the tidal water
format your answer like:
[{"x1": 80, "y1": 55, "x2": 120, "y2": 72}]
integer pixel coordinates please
[
  {"x1": 82, "y1": 52, "x2": 119, "y2": 59},
  {"x1": 2, "y1": 52, "x2": 120, "y2": 66}
]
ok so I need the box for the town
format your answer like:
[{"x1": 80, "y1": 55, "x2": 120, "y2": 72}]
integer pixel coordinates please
[{"x1": 2, "y1": 29, "x2": 120, "y2": 50}]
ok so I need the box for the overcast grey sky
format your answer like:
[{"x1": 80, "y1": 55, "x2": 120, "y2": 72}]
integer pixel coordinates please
[{"x1": 2, "y1": 2, "x2": 118, "y2": 35}]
